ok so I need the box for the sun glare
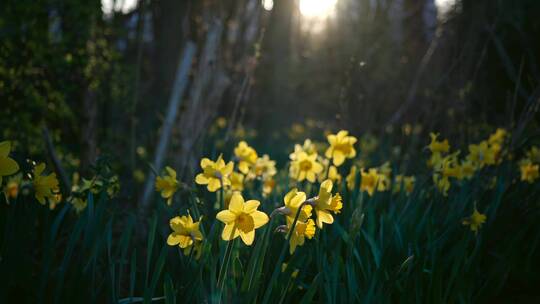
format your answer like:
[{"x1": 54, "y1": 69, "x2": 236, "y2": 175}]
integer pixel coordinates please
[
  {"x1": 262, "y1": 0, "x2": 274, "y2": 11},
  {"x1": 299, "y1": 0, "x2": 338, "y2": 18}
]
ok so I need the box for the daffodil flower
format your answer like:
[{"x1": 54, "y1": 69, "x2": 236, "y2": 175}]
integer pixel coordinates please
[
  {"x1": 520, "y1": 162, "x2": 539, "y2": 183},
  {"x1": 280, "y1": 188, "x2": 312, "y2": 222},
  {"x1": 311, "y1": 180, "x2": 339, "y2": 229},
  {"x1": 462, "y1": 207, "x2": 487, "y2": 235},
  {"x1": 155, "y1": 166, "x2": 179, "y2": 205},
  {"x1": 32, "y1": 163, "x2": 60, "y2": 206},
  {"x1": 195, "y1": 155, "x2": 234, "y2": 192},
  {"x1": 287, "y1": 218, "x2": 316, "y2": 254},
  {"x1": 216, "y1": 192, "x2": 269, "y2": 245},
  {"x1": 325, "y1": 130, "x2": 357, "y2": 166},
  {"x1": 234, "y1": 141, "x2": 258, "y2": 174},
  {"x1": 427, "y1": 133, "x2": 450, "y2": 154},
  {"x1": 289, "y1": 151, "x2": 323, "y2": 183},
  {"x1": 167, "y1": 214, "x2": 204, "y2": 256},
  {"x1": 360, "y1": 168, "x2": 379, "y2": 196}
]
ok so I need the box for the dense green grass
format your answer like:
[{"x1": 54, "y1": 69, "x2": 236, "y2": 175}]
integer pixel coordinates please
[{"x1": 1, "y1": 133, "x2": 540, "y2": 303}]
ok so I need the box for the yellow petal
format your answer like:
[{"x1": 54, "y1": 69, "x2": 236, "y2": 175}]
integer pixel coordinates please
[
  {"x1": 239, "y1": 230, "x2": 255, "y2": 246},
  {"x1": 222, "y1": 223, "x2": 239, "y2": 241},
  {"x1": 207, "y1": 178, "x2": 221, "y2": 192},
  {"x1": 167, "y1": 232, "x2": 182, "y2": 246},
  {"x1": 177, "y1": 235, "x2": 193, "y2": 248},
  {"x1": 0, "y1": 157, "x2": 19, "y2": 176},
  {"x1": 321, "y1": 179, "x2": 333, "y2": 192},
  {"x1": 332, "y1": 151, "x2": 345, "y2": 166},
  {"x1": 0, "y1": 141, "x2": 11, "y2": 157},
  {"x1": 216, "y1": 210, "x2": 236, "y2": 224},
  {"x1": 200, "y1": 158, "x2": 212, "y2": 168},
  {"x1": 324, "y1": 147, "x2": 333, "y2": 159},
  {"x1": 327, "y1": 134, "x2": 336, "y2": 145},
  {"x1": 306, "y1": 171, "x2": 316, "y2": 183},
  {"x1": 229, "y1": 192, "x2": 244, "y2": 213},
  {"x1": 251, "y1": 210, "x2": 269, "y2": 228},
  {"x1": 316, "y1": 210, "x2": 334, "y2": 228},
  {"x1": 169, "y1": 216, "x2": 182, "y2": 231},
  {"x1": 244, "y1": 200, "x2": 261, "y2": 213},
  {"x1": 289, "y1": 191, "x2": 306, "y2": 208},
  {"x1": 195, "y1": 173, "x2": 208, "y2": 185}
]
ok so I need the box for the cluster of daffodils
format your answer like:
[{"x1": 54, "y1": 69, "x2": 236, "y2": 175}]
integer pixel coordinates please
[
  {"x1": 1, "y1": 141, "x2": 61, "y2": 209},
  {"x1": 275, "y1": 180, "x2": 342, "y2": 253},
  {"x1": 69, "y1": 171, "x2": 120, "y2": 213},
  {"x1": 162, "y1": 132, "x2": 354, "y2": 256},
  {"x1": 1, "y1": 140, "x2": 120, "y2": 213},
  {"x1": 427, "y1": 129, "x2": 508, "y2": 196},
  {"x1": 344, "y1": 162, "x2": 415, "y2": 197},
  {"x1": 154, "y1": 126, "x2": 539, "y2": 258}
]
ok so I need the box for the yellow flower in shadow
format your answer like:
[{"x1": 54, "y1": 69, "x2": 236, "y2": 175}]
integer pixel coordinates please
[
  {"x1": 0, "y1": 141, "x2": 19, "y2": 185},
  {"x1": 167, "y1": 214, "x2": 204, "y2": 257},
  {"x1": 155, "y1": 166, "x2": 179, "y2": 205},
  {"x1": 32, "y1": 163, "x2": 60, "y2": 206}
]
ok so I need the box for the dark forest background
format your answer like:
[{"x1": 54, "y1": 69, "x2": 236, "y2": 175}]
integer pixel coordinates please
[{"x1": 2, "y1": 0, "x2": 539, "y2": 201}]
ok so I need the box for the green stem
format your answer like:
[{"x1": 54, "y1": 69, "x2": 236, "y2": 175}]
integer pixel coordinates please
[
  {"x1": 217, "y1": 231, "x2": 236, "y2": 301},
  {"x1": 261, "y1": 202, "x2": 305, "y2": 304}
]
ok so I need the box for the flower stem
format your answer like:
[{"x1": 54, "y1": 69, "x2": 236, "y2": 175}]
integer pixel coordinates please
[
  {"x1": 261, "y1": 201, "x2": 305, "y2": 304},
  {"x1": 217, "y1": 233, "x2": 235, "y2": 301}
]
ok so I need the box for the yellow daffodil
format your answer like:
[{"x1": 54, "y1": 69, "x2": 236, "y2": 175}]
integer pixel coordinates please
[
  {"x1": 360, "y1": 168, "x2": 379, "y2": 196},
  {"x1": 467, "y1": 141, "x2": 497, "y2": 168},
  {"x1": 329, "y1": 193, "x2": 343, "y2": 214},
  {"x1": 32, "y1": 163, "x2": 60, "y2": 206},
  {"x1": 248, "y1": 154, "x2": 276, "y2": 180},
  {"x1": 525, "y1": 146, "x2": 540, "y2": 164},
  {"x1": 428, "y1": 133, "x2": 450, "y2": 154},
  {"x1": 520, "y1": 162, "x2": 539, "y2": 183},
  {"x1": 434, "y1": 152, "x2": 461, "y2": 179},
  {"x1": 282, "y1": 188, "x2": 312, "y2": 222},
  {"x1": 325, "y1": 130, "x2": 357, "y2": 166},
  {"x1": 346, "y1": 165, "x2": 357, "y2": 190},
  {"x1": 433, "y1": 174, "x2": 450, "y2": 196},
  {"x1": 216, "y1": 192, "x2": 269, "y2": 245},
  {"x1": 71, "y1": 197, "x2": 87, "y2": 213},
  {"x1": 457, "y1": 159, "x2": 476, "y2": 180},
  {"x1": 289, "y1": 139, "x2": 317, "y2": 160},
  {"x1": 462, "y1": 207, "x2": 487, "y2": 235},
  {"x1": 289, "y1": 151, "x2": 323, "y2": 183},
  {"x1": 195, "y1": 155, "x2": 234, "y2": 192},
  {"x1": 234, "y1": 141, "x2": 258, "y2": 174},
  {"x1": 49, "y1": 193, "x2": 62, "y2": 210},
  {"x1": 488, "y1": 128, "x2": 507, "y2": 146},
  {"x1": 312, "y1": 180, "x2": 340, "y2": 228},
  {"x1": 4, "y1": 173, "x2": 22, "y2": 202},
  {"x1": 376, "y1": 162, "x2": 392, "y2": 191},
  {"x1": 262, "y1": 178, "x2": 276, "y2": 197},
  {"x1": 394, "y1": 175, "x2": 415, "y2": 195},
  {"x1": 155, "y1": 166, "x2": 179, "y2": 205},
  {"x1": 287, "y1": 218, "x2": 316, "y2": 254},
  {"x1": 0, "y1": 141, "x2": 19, "y2": 185},
  {"x1": 216, "y1": 117, "x2": 227, "y2": 128},
  {"x1": 167, "y1": 214, "x2": 204, "y2": 256},
  {"x1": 230, "y1": 171, "x2": 245, "y2": 191}
]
